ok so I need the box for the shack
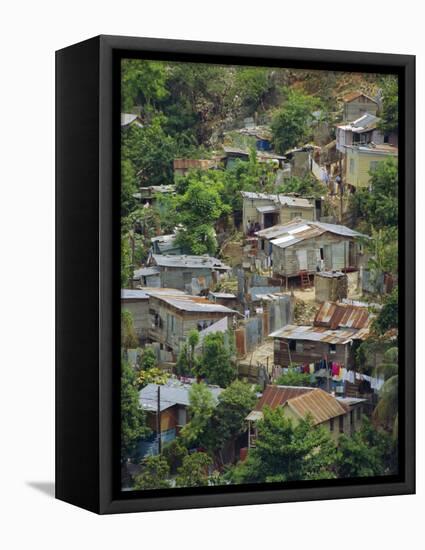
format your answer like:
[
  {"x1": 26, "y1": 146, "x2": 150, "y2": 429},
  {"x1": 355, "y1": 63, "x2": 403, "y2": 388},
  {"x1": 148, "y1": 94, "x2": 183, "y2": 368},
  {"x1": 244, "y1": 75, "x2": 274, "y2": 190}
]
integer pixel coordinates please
[
  {"x1": 147, "y1": 291, "x2": 235, "y2": 358},
  {"x1": 121, "y1": 289, "x2": 150, "y2": 342},
  {"x1": 149, "y1": 254, "x2": 231, "y2": 293},
  {"x1": 138, "y1": 379, "x2": 222, "y2": 454},
  {"x1": 270, "y1": 301, "x2": 373, "y2": 368},
  {"x1": 150, "y1": 233, "x2": 182, "y2": 255},
  {"x1": 133, "y1": 185, "x2": 175, "y2": 205},
  {"x1": 342, "y1": 91, "x2": 379, "y2": 122},
  {"x1": 246, "y1": 385, "x2": 364, "y2": 446},
  {"x1": 315, "y1": 271, "x2": 348, "y2": 302},
  {"x1": 336, "y1": 113, "x2": 383, "y2": 153},
  {"x1": 268, "y1": 219, "x2": 366, "y2": 282},
  {"x1": 242, "y1": 191, "x2": 316, "y2": 235}
]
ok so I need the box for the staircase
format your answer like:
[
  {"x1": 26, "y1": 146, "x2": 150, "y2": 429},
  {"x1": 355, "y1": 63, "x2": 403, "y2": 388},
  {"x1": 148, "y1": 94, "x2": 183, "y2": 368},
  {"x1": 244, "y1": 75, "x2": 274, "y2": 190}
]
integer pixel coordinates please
[{"x1": 299, "y1": 270, "x2": 311, "y2": 289}]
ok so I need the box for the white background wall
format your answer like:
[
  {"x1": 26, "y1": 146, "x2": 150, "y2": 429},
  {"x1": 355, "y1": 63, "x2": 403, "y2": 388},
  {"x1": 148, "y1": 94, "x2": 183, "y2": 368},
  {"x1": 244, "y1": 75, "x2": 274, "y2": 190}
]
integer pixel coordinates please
[{"x1": 0, "y1": 1, "x2": 422, "y2": 548}]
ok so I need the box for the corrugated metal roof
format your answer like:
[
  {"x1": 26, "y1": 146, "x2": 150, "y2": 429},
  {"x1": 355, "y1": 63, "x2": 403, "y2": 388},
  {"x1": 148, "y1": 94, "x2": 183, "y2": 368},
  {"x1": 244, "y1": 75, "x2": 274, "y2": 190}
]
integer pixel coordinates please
[
  {"x1": 254, "y1": 385, "x2": 312, "y2": 411},
  {"x1": 121, "y1": 289, "x2": 149, "y2": 300},
  {"x1": 250, "y1": 385, "x2": 347, "y2": 425},
  {"x1": 152, "y1": 254, "x2": 230, "y2": 270},
  {"x1": 209, "y1": 292, "x2": 237, "y2": 299},
  {"x1": 241, "y1": 191, "x2": 314, "y2": 209},
  {"x1": 258, "y1": 219, "x2": 367, "y2": 248},
  {"x1": 133, "y1": 267, "x2": 160, "y2": 278},
  {"x1": 285, "y1": 388, "x2": 347, "y2": 424},
  {"x1": 314, "y1": 301, "x2": 372, "y2": 330},
  {"x1": 269, "y1": 324, "x2": 370, "y2": 344},
  {"x1": 343, "y1": 91, "x2": 378, "y2": 104},
  {"x1": 152, "y1": 292, "x2": 235, "y2": 314},
  {"x1": 338, "y1": 112, "x2": 380, "y2": 133},
  {"x1": 139, "y1": 380, "x2": 222, "y2": 412}
]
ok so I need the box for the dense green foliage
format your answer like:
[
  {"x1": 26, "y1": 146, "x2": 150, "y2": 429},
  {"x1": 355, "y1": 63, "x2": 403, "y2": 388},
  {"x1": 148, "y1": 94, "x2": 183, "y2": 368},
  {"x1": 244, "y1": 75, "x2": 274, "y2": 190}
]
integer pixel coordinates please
[
  {"x1": 337, "y1": 418, "x2": 397, "y2": 477},
  {"x1": 199, "y1": 332, "x2": 237, "y2": 387},
  {"x1": 373, "y1": 287, "x2": 398, "y2": 334},
  {"x1": 271, "y1": 89, "x2": 320, "y2": 154},
  {"x1": 351, "y1": 158, "x2": 398, "y2": 232},
  {"x1": 378, "y1": 76, "x2": 398, "y2": 134},
  {"x1": 275, "y1": 368, "x2": 315, "y2": 387},
  {"x1": 175, "y1": 452, "x2": 213, "y2": 487},
  {"x1": 133, "y1": 455, "x2": 171, "y2": 490},
  {"x1": 121, "y1": 360, "x2": 150, "y2": 461},
  {"x1": 229, "y1": 407, "x2": 336, "y2": 483}
]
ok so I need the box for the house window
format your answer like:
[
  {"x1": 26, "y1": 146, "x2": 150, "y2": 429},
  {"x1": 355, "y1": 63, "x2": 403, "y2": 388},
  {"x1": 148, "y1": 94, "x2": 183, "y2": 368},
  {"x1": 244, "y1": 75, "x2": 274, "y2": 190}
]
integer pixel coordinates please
[
  {"x1": 329, "y1": 343, "x2": 337, "y2": 354},
  {"x1": 288, "y1": 339, "x2": 296, "y2": 351},
  {"x1": 339, "y1": 416, "x2": 344, "y2": 433},
  {"x1": 349, "y1": 158, "x2": 355, "y2": 174},
  {"x1": 330, "y1": 418, "x2": 334, "y2": 432},
  {"x1": 261, "y1": 239, "x2": 265, "y2": 251},
  {"x1": 369, "y1": 160, "x2": 380, "y2": 172}
]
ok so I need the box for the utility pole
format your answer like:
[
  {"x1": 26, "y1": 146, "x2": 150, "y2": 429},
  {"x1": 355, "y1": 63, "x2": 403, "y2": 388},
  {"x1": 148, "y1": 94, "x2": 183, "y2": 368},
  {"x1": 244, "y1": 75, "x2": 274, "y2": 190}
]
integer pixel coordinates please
[{"x1": 156, "y1": 385, "x2": 161, "y2": 455}]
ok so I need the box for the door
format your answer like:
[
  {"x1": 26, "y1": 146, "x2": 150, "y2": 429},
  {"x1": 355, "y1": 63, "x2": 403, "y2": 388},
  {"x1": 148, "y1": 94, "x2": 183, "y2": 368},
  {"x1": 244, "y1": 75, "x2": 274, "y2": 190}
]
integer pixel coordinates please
[{"x1": 296, "y1": 249, "x2": 308, "y2": 271}]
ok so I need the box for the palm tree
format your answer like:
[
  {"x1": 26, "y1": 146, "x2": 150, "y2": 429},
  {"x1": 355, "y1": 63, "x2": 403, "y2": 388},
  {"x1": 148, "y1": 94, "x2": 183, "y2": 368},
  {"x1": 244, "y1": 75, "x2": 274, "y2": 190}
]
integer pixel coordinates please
[{"x1": 372, "y1": 347, "x2": 398, "y2": 438}]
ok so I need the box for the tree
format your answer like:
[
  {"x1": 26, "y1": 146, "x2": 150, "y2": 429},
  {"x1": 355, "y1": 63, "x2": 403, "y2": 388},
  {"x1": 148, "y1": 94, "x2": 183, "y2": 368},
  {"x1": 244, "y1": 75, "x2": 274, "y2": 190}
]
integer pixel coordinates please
[
  {"x1": 133, "y1": 455, "x2": 171, "y2": 490},
  {"x1": 121, "y1": 119, "x2": 176, "y2": 187},
  {"x1": 121, "y1": 360, "x2": 150, "y2": 461},
  {"x1": 271, "y1": 89, "x2": 320, "y2": 154},
  {"x1": 199, "y1": 332, "x2": 237, "y2": 387},
  {"x1": 121, "y1": 159, "x2": 138, "y2": 217},
  {"x1": 180, "y1": 382, "x2": 216, "y2": 446},
  {"x1": 139, "y1": 347, "x2": 157, "y2": 371},
  {"x1": 372, "y1": 347, "x2": 399, "y2": 437},
  {"x1": 176, "y1": 330, "x2": 200, "y2": 377},
  {"x1": 121, "y1": 310, "x2": 138, "y2": 350},
  {"x1": 229, "y1": 407, "x2": 336, "y2": 483},
  {"x1": 234, "y1": 67, "x2": 274, "y2": 112},
  {"x1": 162, "y1": 438, "x2": 188, "y2": 474},
  {"x1": 337, "y1": 418, "x2": 396, "y2": 477},
  {"x1": 275, "y1": 367, "x2": 315, "y2": 387},
  {"x1": 174, "y1": 180, "x2": 230, "y2": 255},
  {"x1": 365, "y1": 226, "x2": 398, "y2": 279},
  {"x1": 175, "y1": 452, "x2": 213, "y2": 487},
  {"x1": 207, "y1": 380, "x2": 257, "y2": 457},
  {"x1": 350, "y1": 157, "x2": 398, "y2": 231},
  {"x1": 121, "y1": 234, "x2": 132, "y2": 287},
  {"x1": 378, "y1": 75, "x2": 398, "y2": 134},
  {"x1": 373, "y1": 287, "x2": 398, "y2": 334},
  {"x1": 121, "y1": 59, "x2": 168, "y2": 113}
]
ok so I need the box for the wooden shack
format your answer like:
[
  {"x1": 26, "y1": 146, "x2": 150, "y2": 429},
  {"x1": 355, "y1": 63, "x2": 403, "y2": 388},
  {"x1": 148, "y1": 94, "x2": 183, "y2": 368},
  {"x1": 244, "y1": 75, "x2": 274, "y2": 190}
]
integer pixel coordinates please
[
  {"x1": 315, "y1": 271, "x2": 348, "y2": 302},
  {"x1": 342, "y1": 91, "x2": 379, "y2": 122},
  {"x1": 270, "y1": 301, "x2": 372, "y2": 368},
  {"x1": 269, "y1": 219, "x2": 366, "y2": 282},
  {"x1": 246, "y1": 385, "x2": 365, "y2": 446},
  {"x1": 242, "y1": 191, "x2": 316, "y2": 235}
]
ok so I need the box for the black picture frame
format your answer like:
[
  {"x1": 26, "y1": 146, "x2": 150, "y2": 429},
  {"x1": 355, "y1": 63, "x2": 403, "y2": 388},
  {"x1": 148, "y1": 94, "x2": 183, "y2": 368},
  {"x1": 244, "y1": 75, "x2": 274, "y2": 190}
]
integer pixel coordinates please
[{"x1": 56, "y1": 35, "x2": 415, "y2": 514}]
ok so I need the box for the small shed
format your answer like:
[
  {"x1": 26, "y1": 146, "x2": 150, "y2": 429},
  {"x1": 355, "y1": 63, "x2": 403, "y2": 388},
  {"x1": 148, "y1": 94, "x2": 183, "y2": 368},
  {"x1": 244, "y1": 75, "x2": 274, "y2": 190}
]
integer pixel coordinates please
[{"x1": 315, "y1": 271, "x2": 348, "y2": 302}]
